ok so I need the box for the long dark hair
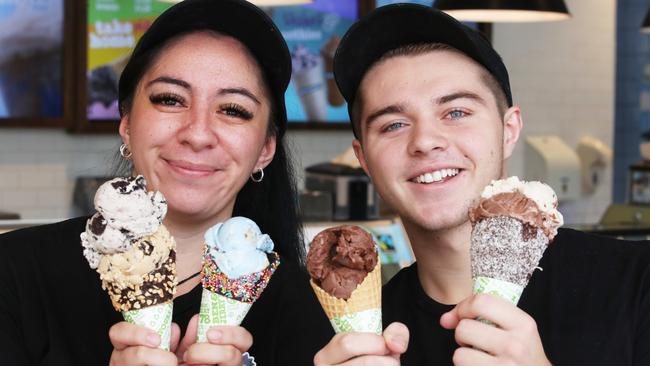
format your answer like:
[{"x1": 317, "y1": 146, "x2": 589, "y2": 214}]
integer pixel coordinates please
[{"x1": 116, "y1": 30, "x2": 306, "y2": 267}]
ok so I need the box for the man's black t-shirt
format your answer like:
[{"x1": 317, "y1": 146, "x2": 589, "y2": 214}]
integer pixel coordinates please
[
  {"x1": 384, "y1": 228, "x2": 650, "y2": 365},
  {"x1": 0, "y1": 217, "x2": 334, "y2": 365}
]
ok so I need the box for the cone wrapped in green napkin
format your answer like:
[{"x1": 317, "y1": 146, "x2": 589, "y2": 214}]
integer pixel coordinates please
[
  {"x1": 80, "y1": 176, "x2": 176, "y2": 350},
  {"x1": 469, "y1": 176, "x2": 563, "y2": 308}
]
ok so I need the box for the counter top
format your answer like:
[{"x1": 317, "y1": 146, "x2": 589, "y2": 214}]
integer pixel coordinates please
[{"x1": 0, "y1": 219, "x2": 61, "y2": 234}]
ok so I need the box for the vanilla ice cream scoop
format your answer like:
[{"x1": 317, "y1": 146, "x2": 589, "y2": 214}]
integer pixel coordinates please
[{"x1": 204, "y1": 216, "x2": 274, "y2": 279}]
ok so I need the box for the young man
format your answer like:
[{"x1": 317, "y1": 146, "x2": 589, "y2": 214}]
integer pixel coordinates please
[{"x1": 314, "y1": 4, "x2": 650, "y2": 366}]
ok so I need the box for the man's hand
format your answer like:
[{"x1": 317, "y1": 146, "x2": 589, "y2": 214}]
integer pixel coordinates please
[
  {"x1": 313, "y1": 322, "x2": 409, "y2": 366},
  {"x1": 440, "y1": 294, "x2": 551, "y2": 366}
]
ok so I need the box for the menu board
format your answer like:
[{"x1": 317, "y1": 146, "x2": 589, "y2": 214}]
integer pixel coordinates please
[
  {"x1": 86, "y1": 0, "x2": 171, "y2": 120},
  {"x1": 270, "y1": 0, "x2": 358, "y2": 124},
  {"x1": 0, "y1": 0, "x2": 63, "y2": 118}
]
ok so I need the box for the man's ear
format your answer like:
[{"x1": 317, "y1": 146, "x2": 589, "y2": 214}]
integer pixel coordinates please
[
  {"x1": 254, "y1": 135, "x2": 277, "y2": 171},
  {"x1": 352, "y1": 139, "x2": 370, "y2": 176},
  {"x1": 502, "y1": 105, "x2": 523, "y2": 160},
  {"x1": 118, "y1": 114, "x2": 130, "y2": 146}
]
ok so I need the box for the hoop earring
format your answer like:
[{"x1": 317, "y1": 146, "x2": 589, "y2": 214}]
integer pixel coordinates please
[
  {"x1": 250, "y1": 168, "x2": 264, "y2": 183},
  {"x1": 119, "y1": 143, "x2": 132, "y2": 159}
]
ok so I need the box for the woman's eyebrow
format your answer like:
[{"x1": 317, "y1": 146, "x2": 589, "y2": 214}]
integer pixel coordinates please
[{"x1": 146, "y1": 76, "x2": 190, "y2": 90}]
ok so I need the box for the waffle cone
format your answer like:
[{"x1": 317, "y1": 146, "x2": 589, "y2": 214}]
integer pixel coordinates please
[{"x1": 310, "y1": 259, "x2": 381, "y2": 319}]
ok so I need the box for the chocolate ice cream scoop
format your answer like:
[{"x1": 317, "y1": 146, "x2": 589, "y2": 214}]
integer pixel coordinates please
[{"x1": 307, "y1": 225, "x2": 378, "y2": 300}]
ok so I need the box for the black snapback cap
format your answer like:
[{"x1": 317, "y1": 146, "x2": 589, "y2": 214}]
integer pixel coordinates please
[
  {"x1": 118, "y1": 0, "x2": 291, "y2": 136},
  {"x1": 334, "y1": 3, "x2": 513, "y2": 138}
]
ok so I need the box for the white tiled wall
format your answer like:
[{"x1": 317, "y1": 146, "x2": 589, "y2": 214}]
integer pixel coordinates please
[
  {"x1": 287, "y1": 130, "x2": 355, "y2": 188},
  {"x1": 494, "y1": 0, "x2": 615, "y2": 224},
  {"x1": 0, "y1": 128, "x2": 353, "y2": 219},
  {"x1": 0, "y1": 129, "x2": 120, "y2": 219},
  {"x1": 0, "y1": 0, "x2": 616, "y2": 224}
]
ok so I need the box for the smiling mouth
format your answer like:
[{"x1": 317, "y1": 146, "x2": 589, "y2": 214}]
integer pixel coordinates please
[
  {"x1": 165, "y1": 159, "x2": 218, "y2": 175},
  {"x1": 412, "y1": 168, "x2": 460, "y2": 184}
]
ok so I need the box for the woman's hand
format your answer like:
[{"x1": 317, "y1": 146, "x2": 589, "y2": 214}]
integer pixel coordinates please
[
  {"x1": 174, "y1": 314, "x2": 253, "y2": 366},
  {"x1": 109, "y1": 321, "x2": 178, "y2": 366},
  {"x1": 440, "y1": 294, "x2": 551, "y2": 366},
  {"x1": 313, "y1": 322, "x2": 409, "y2": 366}
]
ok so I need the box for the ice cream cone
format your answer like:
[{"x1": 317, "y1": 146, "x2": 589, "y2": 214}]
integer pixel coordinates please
[
  {"x1": 102, "y1": 246, "x2": 177, "y2": 312},
  {"x1": 197, "y1": 289, "x2": 253, "y2": 342},
  {"x1": 197, "y1": 245, "x2": 279, "y2": 342},
  {"x1": 123, "y1": 301, "x2": 173, "y2": 350},
  {"x1": 310, "y1": 257, "x2": 382, "y2": 334},
  {"x1": 81, "y1": 176, "x2": 177, "y2": 350},
  {"x1": 469, "y1": 177, "x2": 563, "y2": 311},
  {"x1": 102, "y1": 246, "x2": 176, "y2": 350},
  {"x1": 470, "y1": 216, "x2": 549, "y2": 304}
]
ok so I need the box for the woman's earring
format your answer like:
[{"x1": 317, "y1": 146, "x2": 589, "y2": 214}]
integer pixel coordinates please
[
  {"x1": 119, "y1": 143, "x2": 132, "y2": 159},
  {"x1": 250, "y1": 168, "x2": 264, "y2": 183}
]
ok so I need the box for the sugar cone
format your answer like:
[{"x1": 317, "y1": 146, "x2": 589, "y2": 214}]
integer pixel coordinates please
[{"x1": 310, "y1": 259, "x2": 382, "y2": 334}]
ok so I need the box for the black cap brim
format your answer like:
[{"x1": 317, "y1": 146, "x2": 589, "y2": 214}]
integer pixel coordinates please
[
  {"x1": 119, "y1": 0, "x2": 290, "y2": 136},
  {"x1": 334, "y1": 3, "x2": 512, "y2": 138}
]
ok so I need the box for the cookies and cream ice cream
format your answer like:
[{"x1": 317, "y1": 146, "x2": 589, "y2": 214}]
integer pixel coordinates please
[
  {"x1": 81, "y1": 175, "x2": 166, "y2": 268},
  {"x1": 469, "y1": 176, "x2": 563, "y2": 304},
  {"x1": 198, "y1": 217, "x2": 279, "y2": 342},
  {"x1": 307, "y1": 225, "x2": 382, "y2": 334},
  {"x1": 80, "y1": 176, "x2": 176, "y2": 350}
]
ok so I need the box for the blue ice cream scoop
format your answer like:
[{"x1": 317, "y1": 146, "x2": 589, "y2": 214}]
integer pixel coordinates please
[{"x1": 204, "y1": 216, "x2": 274, "y2": 279}]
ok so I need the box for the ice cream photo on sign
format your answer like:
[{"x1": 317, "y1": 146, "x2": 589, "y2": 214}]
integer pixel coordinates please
[
  {"x1": 469, "y1": 176, "x2": 564, "y2": 307},
  {"x1": 291, "y1": 44, "x2": 328, "y2": 121},
  {"x1": 307, "y1": 225, "x2": 382, "y2": 334},
  {"x1": 80, "y1": 176, "x2": 176, "y2": 350},
  {"x1": 197, "y1": 216, "x2": 280, "y2": 342}
]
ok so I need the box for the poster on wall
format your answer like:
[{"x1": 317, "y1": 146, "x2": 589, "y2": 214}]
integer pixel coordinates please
[
  {"x1": 86, "y1": 0, "x2": 172, "y2": 121},
  {"x1": 0, "y1": 0, "x2": 63, "y2": 119},
  {"x1": 270, "y1": 0, "x2": 358, "y2": 124}
]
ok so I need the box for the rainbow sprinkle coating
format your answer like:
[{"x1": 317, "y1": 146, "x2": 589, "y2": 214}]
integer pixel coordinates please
[{"x1": 200, "y1": 250, "x2": 279, "y2": 303}]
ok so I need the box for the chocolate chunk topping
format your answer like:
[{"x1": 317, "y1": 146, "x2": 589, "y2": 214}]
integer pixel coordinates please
[
  {"x1": 90, "y1": 214, "x2": 107, "y2": 235},
  {"x1": 110, "y1": 176, "x2": 147, "y2": 194},
  {"x1": 139, "y1": 240, "x2": 154, "y2": 256}
]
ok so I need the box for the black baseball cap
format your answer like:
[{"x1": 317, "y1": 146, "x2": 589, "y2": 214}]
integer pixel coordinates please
[
  {"x1": 334, "y1": 3, "x2": 513, "y2": 138},
  {"x1": 118, "y1": 0, "x2": 291, "y2": 136}
]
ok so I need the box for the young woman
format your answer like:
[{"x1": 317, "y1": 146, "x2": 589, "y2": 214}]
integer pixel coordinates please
[{"x1": 0, "y1": 1, "x2": 333, "y2": 365}]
